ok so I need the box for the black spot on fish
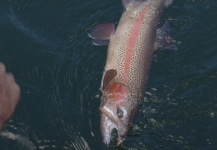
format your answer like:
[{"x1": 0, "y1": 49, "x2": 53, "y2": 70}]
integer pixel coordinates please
[{"x1": 103, "y1": 69, "x2": 117, "y2": 90}]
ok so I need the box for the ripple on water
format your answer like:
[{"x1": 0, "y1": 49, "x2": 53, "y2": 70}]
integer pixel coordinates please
[{"x1": 0, "y1": 122, "x2": 36, "y2": 150}]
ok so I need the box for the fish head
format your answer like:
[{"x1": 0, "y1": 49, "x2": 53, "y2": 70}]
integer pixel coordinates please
[{"x1": 100, "y1": 82, "x2": 138, "y2": 145}]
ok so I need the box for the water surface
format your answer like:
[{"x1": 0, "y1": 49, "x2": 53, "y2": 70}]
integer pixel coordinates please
[{"x1": 0, "y1": 0, "x2": 216, "y2": 149}]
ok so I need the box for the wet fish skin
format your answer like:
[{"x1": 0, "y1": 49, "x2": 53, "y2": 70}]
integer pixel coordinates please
[{"x1": 89, "y1": 0, "x2": 173, "y2": 145}]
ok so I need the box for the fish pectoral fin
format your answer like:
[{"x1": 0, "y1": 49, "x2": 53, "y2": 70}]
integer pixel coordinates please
[
  {"x1": 88, "y1": 22, "x2": 115, "y2": 44},
  {"x1": 155, "y1": 21, "x2": 178, "y2": 51}
]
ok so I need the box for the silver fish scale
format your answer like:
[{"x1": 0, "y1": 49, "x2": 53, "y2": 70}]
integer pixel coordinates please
[
  {"x1": 107, "y1": 6, "x2": 158, "y2": 93},
  {"x1": 105, "y1": 20, "x2": 133, "y2": 82}
]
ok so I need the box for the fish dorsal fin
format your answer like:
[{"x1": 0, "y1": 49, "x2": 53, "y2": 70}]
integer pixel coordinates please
[{"x1": 103, "y1": 69, "x2": 117, "y2": 90}]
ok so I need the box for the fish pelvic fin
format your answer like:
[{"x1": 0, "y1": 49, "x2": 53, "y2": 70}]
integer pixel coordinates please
[
  {"x1": 88, "y1": 22, "x2": 115, "y2": 46},
  {"x1": 155, "y1": 21, "x2": 177, "y2": 51}
]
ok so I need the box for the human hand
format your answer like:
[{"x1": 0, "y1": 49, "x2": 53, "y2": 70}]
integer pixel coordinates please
[{"x1": 0, "y1": 62, "x2": 20, "y2": 130}]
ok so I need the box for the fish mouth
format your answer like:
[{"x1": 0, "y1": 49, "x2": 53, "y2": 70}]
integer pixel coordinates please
[
  {"x1": 100, "y1": 105, "x2": 128, "y2": 145},
  {"x1": 100, "y1": 106, "x2": 118, "y2": 145}
]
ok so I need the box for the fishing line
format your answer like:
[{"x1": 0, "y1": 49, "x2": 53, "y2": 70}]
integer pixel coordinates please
[{"x1": 16, "y1": 79, "x2": 99, "y2": 117}]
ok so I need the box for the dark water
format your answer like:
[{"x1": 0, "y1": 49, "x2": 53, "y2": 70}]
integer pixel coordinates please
[{"x1": 0, "y1": 0, "x2": 216, "y2": 149}]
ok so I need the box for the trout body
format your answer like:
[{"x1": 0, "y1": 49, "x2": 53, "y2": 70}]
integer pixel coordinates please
[{"x1": 89, "y1": 0, "x2": 173, "y2": 145}]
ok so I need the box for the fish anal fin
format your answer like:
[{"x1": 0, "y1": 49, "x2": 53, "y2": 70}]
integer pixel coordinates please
[
  {"x1": 103, "y1": 69, "x2": 117, "y2": 90},
  {"x1": 88, "y1": 23, "x2": 115, "y2": 41}
]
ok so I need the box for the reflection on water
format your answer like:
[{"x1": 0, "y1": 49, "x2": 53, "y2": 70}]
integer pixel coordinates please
[
  {"x1": 0, "y1": 122, "x2": 36, "y2": 150},
  {"x1": 0, "y1": 0, "x2": 217, "y2": 149},
  {"x1": 1, "y1": 131, "x2": 36, "y2": 150},
  {"x1": 1, "y1": 132, "x2": 36, "y2": 150}
]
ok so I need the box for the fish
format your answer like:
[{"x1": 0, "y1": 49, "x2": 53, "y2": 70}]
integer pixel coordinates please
[{"x1": 89, "y1": 0, "x2": 173, "y2": 145}]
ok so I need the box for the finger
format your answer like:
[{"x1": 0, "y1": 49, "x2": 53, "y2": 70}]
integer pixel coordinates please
[
  {"x1": 6, "y1": 73, "x2": 21, "y2": 106},
  {"x1": 6, "y1": 73, "x2": 15, "y2": 84},
  {"x1": 11, "y1": 83, "x2": 21, "y2": 106},
  {"x1": 0, "y1": 63, "x2": 6, "y2": 77}
]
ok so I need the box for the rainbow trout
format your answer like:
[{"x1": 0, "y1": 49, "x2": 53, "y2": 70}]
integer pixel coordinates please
[{"x1": 89, "y1": 0, "x2": 173, "y2": 145}]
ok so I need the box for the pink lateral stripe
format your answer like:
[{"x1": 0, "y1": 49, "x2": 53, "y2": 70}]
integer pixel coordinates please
[{"x1": 124, "y1": 6, "x2": 150, "y2": 82}]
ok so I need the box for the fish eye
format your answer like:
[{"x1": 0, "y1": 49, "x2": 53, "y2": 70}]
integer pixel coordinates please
[
  {"x1": 117, "y1": 108, "x2": 123, "y2": 118},
  {"x1": 117, "y1": 107, "x2": 127, "y2": 119}
]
